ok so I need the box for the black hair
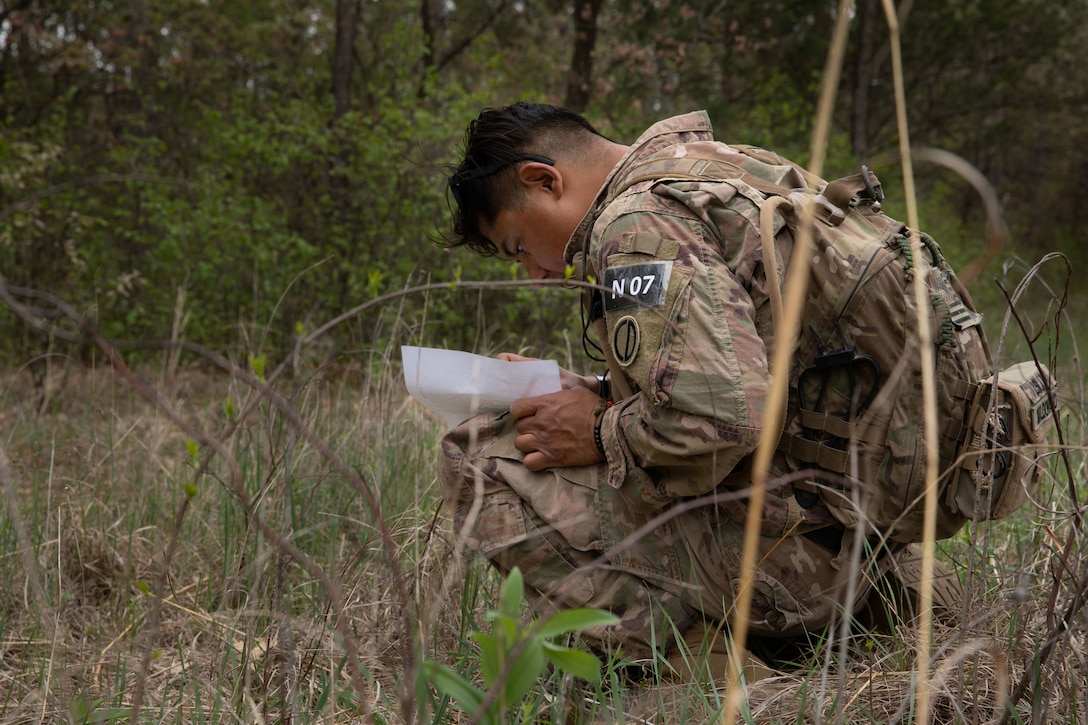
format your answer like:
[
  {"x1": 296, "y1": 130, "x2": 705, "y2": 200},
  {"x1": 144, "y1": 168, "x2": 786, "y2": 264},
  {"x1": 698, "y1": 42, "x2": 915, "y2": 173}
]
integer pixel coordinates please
[{"x1": 445, "y1": 102, "x2": 603, "y2": 256}]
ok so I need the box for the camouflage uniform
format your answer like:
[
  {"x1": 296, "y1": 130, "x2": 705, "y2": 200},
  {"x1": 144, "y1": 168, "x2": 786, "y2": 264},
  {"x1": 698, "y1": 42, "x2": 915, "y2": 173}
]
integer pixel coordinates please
[{"x1": 438, "y1": 112, "x2": 868, "y2": 657}]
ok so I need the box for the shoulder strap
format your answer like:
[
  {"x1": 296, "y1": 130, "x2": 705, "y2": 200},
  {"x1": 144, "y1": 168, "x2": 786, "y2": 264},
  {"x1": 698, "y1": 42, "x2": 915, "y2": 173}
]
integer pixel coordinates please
[
  {"x1": 613, "y1": 153, "x2": 883, "y2": 220},
  {"x1": 612, "y1": 156, "x2": 796, "y2": 201}
]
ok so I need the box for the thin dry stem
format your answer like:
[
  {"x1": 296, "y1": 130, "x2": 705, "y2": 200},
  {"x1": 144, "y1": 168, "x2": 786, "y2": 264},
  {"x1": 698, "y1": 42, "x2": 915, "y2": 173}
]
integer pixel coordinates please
[{"x1": 722, "y1": 2, "x2": 855, "y2": 723}]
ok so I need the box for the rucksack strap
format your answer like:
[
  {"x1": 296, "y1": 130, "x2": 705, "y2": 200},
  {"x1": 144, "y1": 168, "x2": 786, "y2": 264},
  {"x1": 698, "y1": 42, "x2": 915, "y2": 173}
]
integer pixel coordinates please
[
  {"x1": 613, "y1": 154, "x2": 883, "y2": 212},
  {"x1": 941, "y1": 378, "x2": 981, "y2": 449},
  {"x1": 780, "y1": 426, "x2": 890, "y2": 475},
  {"x1": 611, "y1": 156, "x2": 796, "y2": 202}
]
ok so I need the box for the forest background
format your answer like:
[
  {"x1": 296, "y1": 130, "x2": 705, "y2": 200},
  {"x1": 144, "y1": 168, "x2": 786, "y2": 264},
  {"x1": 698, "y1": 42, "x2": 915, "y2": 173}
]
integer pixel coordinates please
[{"x1": 2, "y1": 0, "x2": 1086, "y2": 366}]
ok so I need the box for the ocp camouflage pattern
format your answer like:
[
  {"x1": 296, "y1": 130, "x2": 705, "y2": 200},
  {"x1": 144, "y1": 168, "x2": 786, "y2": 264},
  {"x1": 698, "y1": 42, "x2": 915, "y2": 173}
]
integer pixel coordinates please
[{"x1": 437, "y1": 112, "x2": 907, "y2": 654}]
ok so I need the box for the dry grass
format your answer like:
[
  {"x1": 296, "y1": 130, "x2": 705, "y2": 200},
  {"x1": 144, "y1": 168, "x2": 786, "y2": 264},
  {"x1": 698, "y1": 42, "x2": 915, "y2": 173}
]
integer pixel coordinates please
[
  {"x1": 0, "y1": 336, "x2": 1084, "y2": 725},
  {"x1": 0, "y1": 361, "x2": 473, "y2": 723}
]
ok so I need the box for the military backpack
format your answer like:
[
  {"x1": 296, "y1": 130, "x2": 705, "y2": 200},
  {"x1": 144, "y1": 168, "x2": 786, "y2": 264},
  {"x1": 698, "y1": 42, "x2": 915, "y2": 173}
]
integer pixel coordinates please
[{"x1": 606, "y1": 146, "x2": 1056, "y2": 544}]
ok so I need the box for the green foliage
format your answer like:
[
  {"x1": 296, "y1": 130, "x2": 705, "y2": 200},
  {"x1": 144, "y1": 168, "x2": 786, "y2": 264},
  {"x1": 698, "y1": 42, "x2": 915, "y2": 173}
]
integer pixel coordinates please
[
  {"x1": 0, "y1": 0, "x2": 509, "y2": 362},
  {"x1": 68, "y1": 691, "x2": 131, "y2": 724},
  {"x1": 1, "y1": 0, "x2": 1085, "y2": 369},
  {"x1": 422, "y1": 567, "x2": 619, "y2": 724}
]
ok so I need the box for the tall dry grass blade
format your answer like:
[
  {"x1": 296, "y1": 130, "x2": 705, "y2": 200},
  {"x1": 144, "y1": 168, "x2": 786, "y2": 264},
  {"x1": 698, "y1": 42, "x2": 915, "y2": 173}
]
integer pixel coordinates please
[
  {"x1": 162, "y1": 284, "x2": 189, "y2": 389},
  {"x1": 720, "y1": 2, "x2": 855, "y2": 724},
  {"x1": 879, "y1": 1, "x2": 940, "y2": 723}
]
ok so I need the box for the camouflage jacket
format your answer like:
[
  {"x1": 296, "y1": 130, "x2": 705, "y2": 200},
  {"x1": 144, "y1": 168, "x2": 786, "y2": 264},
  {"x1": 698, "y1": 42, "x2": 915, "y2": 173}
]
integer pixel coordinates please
[{"x1": 565, "y1": 111, "x2": 812, "y2": 517}]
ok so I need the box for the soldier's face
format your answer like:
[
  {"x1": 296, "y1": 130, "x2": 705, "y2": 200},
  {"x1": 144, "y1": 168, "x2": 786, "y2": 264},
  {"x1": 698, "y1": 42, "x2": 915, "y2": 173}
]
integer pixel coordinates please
[{"x1": 479, "y1": 166, "x2": 583, "y2": 280}]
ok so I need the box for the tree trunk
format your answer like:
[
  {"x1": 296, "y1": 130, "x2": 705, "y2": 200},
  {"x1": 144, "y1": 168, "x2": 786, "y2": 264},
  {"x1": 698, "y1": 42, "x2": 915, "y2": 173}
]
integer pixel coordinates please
[
  {"x1": 851, "y1": 0, "x2": 877, "y2": 161},
  {"x1": 565, "y1": 0, "x2": 604, "y2": 112},
  {"x1": 333, "y1": 0, "x2": 358, "y2": 118},
  {"x1": 421, "y1": 0, "x2": 436, "y2": 70}
]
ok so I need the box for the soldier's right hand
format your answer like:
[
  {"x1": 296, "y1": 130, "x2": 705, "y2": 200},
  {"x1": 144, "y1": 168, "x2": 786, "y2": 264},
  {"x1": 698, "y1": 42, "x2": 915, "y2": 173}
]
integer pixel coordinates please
[{"x1": 509, "y1": 386, "x2": 604, "y2": 471}]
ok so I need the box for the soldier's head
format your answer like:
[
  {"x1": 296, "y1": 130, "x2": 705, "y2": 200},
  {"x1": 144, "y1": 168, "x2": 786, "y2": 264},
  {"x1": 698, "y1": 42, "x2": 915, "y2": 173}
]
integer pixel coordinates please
[{"x1": 446, "y1": 102, "x2": 625, "y2": 280}]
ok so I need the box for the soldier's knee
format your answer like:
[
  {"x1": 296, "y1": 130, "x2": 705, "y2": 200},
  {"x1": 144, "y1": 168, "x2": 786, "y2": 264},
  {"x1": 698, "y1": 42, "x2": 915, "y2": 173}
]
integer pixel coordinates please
[{"x1": 745, "y1": 532, "x2": 869, "y2": 635}]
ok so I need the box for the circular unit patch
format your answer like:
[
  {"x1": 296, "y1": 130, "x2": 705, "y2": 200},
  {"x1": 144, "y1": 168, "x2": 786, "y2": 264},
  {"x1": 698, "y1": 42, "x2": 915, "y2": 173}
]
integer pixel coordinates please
[{"x1": 612, "y1": 315, "x2": 641, "y2": 367}]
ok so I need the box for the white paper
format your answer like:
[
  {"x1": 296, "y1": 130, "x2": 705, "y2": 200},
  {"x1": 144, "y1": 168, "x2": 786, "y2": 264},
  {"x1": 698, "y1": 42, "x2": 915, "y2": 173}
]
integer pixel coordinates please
[{"x1": 401, "y1": 346, "x2": 562, "y2": 428}]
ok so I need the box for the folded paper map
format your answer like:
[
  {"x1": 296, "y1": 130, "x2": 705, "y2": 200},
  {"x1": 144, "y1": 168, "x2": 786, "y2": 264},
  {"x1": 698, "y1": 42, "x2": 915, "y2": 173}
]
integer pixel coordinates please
[{"x1": 401, "y1": 346, "x2": 562, "y2": 428}]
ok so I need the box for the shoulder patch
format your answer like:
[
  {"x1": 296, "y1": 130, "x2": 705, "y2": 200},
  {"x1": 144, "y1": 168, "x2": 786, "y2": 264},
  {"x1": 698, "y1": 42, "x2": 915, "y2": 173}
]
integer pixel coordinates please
[
  {"x1": 612, "y1": 316, "x2": 641, "y2": 367},
  {"x1": 603, "y1": 261, "x2": 672, "y2": 312}
]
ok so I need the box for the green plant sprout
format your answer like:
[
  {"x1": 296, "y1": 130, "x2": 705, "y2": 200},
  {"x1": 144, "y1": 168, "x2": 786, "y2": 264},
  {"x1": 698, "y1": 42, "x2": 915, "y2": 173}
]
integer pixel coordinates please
[{"x1": 422, "y1": 567, "x2": 620, "y2": 724}]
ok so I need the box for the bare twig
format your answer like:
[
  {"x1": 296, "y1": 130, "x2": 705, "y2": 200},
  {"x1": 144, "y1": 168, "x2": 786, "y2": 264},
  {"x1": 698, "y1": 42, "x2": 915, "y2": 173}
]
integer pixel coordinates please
[{"x1": 992, "y1": 254, "x2": 1085, "y2": 722}]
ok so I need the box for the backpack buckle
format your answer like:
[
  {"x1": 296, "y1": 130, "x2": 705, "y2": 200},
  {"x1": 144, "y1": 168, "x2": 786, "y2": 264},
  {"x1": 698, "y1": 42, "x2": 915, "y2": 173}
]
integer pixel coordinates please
[{"x1": 860, "y1": 164, "x2": 884, "y2": 208}]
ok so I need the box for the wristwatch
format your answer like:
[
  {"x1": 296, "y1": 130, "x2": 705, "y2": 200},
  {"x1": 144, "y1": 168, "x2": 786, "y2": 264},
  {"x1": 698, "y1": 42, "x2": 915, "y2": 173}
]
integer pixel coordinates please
[{"x1": 595, "y1": 374, "x2": 611, "y2": 402}]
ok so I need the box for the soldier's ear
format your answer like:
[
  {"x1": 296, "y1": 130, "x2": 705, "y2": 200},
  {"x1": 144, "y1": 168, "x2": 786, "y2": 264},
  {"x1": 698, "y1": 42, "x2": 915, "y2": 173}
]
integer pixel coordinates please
[{"x1": 517, "y1": 162, "x2": 564, "y2": 200}]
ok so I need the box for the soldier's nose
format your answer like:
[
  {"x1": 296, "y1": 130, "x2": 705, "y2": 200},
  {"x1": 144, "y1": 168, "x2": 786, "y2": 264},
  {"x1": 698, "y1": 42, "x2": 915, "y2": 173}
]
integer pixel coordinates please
[{"x1": 523, "y1": 259, "x2": 548, "y2": 281}]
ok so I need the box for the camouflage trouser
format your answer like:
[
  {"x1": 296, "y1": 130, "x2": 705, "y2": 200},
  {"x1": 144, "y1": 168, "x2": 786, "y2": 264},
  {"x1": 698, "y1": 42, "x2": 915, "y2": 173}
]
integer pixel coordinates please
[{"x1": 438, "y1": 412, "x2": 868, "y2": 658}]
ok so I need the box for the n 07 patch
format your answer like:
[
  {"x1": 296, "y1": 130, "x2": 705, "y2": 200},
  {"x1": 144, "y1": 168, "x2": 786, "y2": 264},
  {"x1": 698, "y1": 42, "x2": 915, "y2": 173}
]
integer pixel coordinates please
[{"x1": 603, "y1": 262, "x2": 672, "y2": 312}]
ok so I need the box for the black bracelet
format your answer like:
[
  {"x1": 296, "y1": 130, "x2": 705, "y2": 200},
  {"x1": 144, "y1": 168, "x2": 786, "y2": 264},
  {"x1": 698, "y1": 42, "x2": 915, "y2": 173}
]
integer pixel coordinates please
[
  {"x1": 592, "y1": 400, "x2": 610, "y2": 459},
  {"x1": 593, "y1": 414, "x2": 606, "y2": 458}
]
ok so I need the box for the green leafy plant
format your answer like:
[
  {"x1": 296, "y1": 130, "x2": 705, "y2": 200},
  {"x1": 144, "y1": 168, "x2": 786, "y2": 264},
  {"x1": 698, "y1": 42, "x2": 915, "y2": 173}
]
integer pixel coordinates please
[{"x1": 422, "y1": 567, "x2": 619, "y2": 724}]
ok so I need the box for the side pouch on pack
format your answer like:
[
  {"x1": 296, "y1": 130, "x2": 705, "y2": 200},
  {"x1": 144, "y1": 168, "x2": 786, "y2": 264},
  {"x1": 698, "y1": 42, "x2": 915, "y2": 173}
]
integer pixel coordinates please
[{"x1": 949, "y1": 361, "x2": 1057, "y2": 519}]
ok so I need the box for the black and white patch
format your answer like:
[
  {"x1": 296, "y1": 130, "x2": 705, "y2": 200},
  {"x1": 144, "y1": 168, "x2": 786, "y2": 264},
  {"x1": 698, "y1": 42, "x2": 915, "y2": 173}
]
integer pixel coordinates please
[
  {"x1": 612, "y1": 316, "x2": 641, "y2": 367},
  {"x1": 603, "y1": 262, "x2": 672, "y2": 312}
]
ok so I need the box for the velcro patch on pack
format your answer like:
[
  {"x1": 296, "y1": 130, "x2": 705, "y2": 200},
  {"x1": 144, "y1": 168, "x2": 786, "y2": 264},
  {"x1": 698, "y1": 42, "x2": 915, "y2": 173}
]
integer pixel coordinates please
[
  {"x1": 603, "y1": 262, "x2": 672, "y2": 312},
  {"x1": 1003, "y1": 361, "x2": 1057, "y2": 436}
]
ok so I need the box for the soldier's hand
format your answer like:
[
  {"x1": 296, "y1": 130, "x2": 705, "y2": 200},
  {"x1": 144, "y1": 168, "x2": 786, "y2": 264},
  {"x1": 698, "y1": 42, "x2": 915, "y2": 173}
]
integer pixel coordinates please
[
  {"x1": 496, "y1": 352, "x2": 596, "y2": 392},
  {"x1": 509, "y1": 386, "x2": 604, "y2": 471}
]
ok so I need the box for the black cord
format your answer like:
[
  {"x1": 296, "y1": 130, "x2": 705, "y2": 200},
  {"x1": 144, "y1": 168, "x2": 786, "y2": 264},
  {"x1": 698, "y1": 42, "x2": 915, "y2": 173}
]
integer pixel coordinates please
[{"x1": 581, "y1": 291, "x2": 606, "y2": 363}]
